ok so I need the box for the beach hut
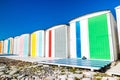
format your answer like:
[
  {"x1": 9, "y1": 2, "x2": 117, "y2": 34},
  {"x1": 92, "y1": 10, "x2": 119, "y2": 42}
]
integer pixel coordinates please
[
  {"x1": 3, "y1": 39, "x2": 8, "y2": 54},
  {"x1": 115, "y1": 6, "x2": 120, "y2": 53},
  {"x1": 31, "y1": 30, "x2": 44, "y2": 57},
  {"x1": 0, "y1": 41, "x2": 3, "y2": 54},
  {"x1": 45, "y1": 25, "x2": 69, "y2": 58},
  {"x1": 69, "y1": 10, "x2": 118, "y2": 61},
  {"x1": 7, "y1": 37, "x2": 14, "y2": 54},
  {"x1": 18, "y1": 34, "x2": 30, "y2": 57},
  {"x1": 13, "y1": 36, "x2": 19, "y2": 55}
]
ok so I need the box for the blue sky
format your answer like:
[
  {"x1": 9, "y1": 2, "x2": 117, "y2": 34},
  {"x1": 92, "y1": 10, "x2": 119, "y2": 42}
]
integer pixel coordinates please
[{"x1": 0, "y1": 0, "x2": 120, "y2": 40}]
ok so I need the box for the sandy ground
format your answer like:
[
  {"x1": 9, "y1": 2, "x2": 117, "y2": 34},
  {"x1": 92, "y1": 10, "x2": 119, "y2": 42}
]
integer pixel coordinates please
[
  {"x1": 0, "y1": 56, "x2": 60, "y2": 62},
  {"x1": 1, "y1": 55, "x2": 120, "y2": 76},
  {"x1": 106, "y1": 61, "x2": 120, "y2": 76}
]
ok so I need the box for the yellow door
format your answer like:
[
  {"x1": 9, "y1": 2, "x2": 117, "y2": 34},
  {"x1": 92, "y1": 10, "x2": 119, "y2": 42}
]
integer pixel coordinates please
[{"x1": 31, "y1": 33, "x2": 36, "y2": 57}]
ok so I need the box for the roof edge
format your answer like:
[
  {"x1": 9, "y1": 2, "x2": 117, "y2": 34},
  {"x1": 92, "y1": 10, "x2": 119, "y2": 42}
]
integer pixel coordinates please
[
  {"x1": 46, "y1": 24, "x2": 68, "y2": 31},
  {"x1": 115, "y1": 6, "x2": 120, "y2": 9},
  {"x1": 69, "y1": 10, "x2": 110, "y2": 23}
]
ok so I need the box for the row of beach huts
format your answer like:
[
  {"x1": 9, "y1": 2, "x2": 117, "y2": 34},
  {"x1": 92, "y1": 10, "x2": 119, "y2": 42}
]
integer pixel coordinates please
[{"x1": 1, "y1": 6, "x2": 120, "y2": 61}]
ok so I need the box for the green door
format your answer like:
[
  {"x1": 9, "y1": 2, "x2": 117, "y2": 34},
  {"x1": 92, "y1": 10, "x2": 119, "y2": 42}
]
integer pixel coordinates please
[{"x1": 88, "y1": 14, "x2": 110, "y2": 60}]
